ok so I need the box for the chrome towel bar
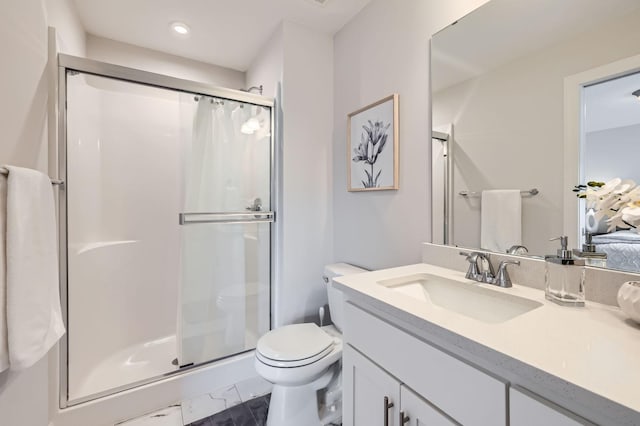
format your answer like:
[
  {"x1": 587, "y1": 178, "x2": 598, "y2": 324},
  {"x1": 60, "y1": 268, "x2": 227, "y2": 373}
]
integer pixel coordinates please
[
  {"x1": 0, "y1": 166, "x2": 64, "y2": 186},
  {"x1": 459, "y1": 188, "x2": 539, "y2": 197}
]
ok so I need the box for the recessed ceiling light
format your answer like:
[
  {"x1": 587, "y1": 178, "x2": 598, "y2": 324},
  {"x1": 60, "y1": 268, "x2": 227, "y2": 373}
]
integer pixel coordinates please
[{"x1": 170, "y1": 22, "x2": 190, "y2": 36}]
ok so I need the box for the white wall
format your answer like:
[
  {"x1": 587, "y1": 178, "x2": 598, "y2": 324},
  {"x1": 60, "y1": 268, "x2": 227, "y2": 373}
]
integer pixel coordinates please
[
  {"x1": 246, "y1": 27, "x2": 283, "y2": 99},
  {"x1": 44, "y1": 0, "x2": 86, "y2": 56},
  {"x1": 433, "y1": 8, "x2": 640, "y2": 256},
  {"x1": 248, "y1": 22, "x2": 334, "y2": 327},
  {"x1": 0, "y1": 0, "x2": 86, "y2": 424},
  {"x1": 2, "y1": 3, "x2": 50, "y2": 426},
  {"x1": 87, "y1": 35, "x2": 245, "y2": 89},
  {"x1": 1, "y1": 0, "x2": 50, "y2": 172},
  {"x1": 332, "y1": 0, "x2": 489, "y2": 270},
  {"x1": 280, "y1": 23, "x2": 334, "y2": 326}
]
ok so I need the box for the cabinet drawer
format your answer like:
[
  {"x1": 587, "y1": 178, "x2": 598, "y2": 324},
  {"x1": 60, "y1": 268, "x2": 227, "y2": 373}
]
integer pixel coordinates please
[{"x1": 344, "y1": 302, "x2": 507, "y2": 426}]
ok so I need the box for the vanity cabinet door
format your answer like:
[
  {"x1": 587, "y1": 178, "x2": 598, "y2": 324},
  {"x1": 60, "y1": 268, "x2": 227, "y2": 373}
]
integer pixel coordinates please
[
  {"x1": 399, "y1": 385, "x2": 458, "y2": 426},
  {"x1": 343, "y1": 343, "x2": 401, "y2": 426},
  {"x1": 510, "y1": 387, "x2": 594, "y2": 426}
]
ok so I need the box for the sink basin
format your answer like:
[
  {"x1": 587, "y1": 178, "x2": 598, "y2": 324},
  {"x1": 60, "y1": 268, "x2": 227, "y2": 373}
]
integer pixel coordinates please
[{"x1": 377, "y1": 273, "x2": 542, "y2": 324}]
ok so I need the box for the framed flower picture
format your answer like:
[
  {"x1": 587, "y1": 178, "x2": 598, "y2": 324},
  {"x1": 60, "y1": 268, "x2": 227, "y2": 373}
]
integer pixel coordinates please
[{"x1": 347, "y1": 94, "x2": 399, "y2": 191}]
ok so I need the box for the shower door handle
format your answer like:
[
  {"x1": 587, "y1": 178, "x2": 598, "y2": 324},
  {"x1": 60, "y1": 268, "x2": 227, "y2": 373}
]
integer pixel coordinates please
[{"x1": 179, "y1": 211, "x2": 275, "y2": 225}]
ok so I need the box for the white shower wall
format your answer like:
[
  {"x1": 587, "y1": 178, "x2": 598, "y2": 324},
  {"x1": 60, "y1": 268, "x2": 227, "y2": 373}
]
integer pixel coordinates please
[{"x1": 67, "y1": 75, "x2": 183, "y2": 399}]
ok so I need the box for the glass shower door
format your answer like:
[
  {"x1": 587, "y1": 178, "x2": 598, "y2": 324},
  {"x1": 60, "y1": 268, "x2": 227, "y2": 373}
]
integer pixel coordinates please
[
  {"x1": 64, "y1": 65, "x2": 273, "y2": 403},
  {"x1": 177, "y1": 95, "x2": 272, "y2": 367}
]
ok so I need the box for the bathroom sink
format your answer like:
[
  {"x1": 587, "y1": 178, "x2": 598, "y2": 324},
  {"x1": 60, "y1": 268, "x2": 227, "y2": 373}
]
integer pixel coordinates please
[{"x1": 377, "y1": 273, "x2": 542, "y2": 324}]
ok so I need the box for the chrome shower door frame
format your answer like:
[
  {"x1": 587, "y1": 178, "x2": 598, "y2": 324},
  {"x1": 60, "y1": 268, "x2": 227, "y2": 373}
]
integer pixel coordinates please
[{"x1": 57, "y1": 54, "x2": 276, "y2": 408}]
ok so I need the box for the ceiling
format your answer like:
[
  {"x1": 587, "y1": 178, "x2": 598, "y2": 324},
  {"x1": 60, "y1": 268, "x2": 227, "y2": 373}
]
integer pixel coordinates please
[
  {"x1": 431, "y1": 0, "x2": 640, "y2": 92},
  {"x1": 72, "y1": 0, "x2": 371, "y2": 71}
]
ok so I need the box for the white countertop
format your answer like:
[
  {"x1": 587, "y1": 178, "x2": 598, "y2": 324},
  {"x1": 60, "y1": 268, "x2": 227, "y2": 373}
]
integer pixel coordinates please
[{"x1": 334, "y1": 263, "x2": 640, "y2": 421}]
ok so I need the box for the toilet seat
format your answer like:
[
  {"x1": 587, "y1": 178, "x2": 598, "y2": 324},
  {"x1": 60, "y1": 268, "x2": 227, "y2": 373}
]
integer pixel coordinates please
[{"x1": 256, "y1": 323, "x2": 337, "y2": 368}]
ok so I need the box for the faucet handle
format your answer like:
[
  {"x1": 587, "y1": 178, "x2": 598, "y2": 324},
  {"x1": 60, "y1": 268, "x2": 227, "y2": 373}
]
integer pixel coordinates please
[
  {"x1": 459, "y1": 251, "x2": 480, "y2": 280},
  {"x1": 459, "y1": 251, "x2": 474, "y2": 260},
  {"x1": 494, "y1": 260, "x2": 520, "y2": 288}
]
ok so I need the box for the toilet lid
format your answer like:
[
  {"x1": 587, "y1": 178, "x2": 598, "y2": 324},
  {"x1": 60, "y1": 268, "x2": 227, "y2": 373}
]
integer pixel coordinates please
[{"x1": 257, "y1": 323, "x2": 334, "y2": 363}]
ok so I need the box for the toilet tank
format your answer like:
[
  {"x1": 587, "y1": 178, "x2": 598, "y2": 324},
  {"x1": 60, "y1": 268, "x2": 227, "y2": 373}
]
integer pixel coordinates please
[{"x1": 323, "y1": 263, "x2": 367, "y2": 332}]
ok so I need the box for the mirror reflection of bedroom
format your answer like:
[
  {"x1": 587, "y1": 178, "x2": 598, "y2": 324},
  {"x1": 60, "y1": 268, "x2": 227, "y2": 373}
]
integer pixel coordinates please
[{"x1": 581, "y1": 70, "x2": 640, "y2": 272}]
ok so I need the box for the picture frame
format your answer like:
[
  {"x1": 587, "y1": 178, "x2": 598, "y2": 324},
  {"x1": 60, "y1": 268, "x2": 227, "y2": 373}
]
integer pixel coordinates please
[{"x1": 347, "y1": 94, "x2": 399, "y2": 192}]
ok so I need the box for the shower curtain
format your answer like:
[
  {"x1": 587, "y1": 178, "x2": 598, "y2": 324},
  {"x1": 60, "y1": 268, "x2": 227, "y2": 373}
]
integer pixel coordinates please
[{"x1": 177, "y1": 96, "x2": 252, "y2": 366}]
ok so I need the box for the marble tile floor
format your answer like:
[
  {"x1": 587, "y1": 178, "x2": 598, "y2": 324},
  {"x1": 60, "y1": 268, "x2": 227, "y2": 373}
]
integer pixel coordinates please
[
  {"x1": 116, "y1": 375, "x2": 341, "y2": 426},
  {"x1": 117, "y1": 377, "x2": 273, "y2": 426},
  {"x1": 187, "y1": 394, "x2": 270, "y2": 426}
]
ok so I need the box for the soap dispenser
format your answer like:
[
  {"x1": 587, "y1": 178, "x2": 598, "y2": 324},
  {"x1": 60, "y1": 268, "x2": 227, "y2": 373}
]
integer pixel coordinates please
[
  {"x1": 572, "y1": 232, "x2": 607, "y2": 268},
  {"x1": 545, "y1": 236, "x2": 586, "y2": 307}
]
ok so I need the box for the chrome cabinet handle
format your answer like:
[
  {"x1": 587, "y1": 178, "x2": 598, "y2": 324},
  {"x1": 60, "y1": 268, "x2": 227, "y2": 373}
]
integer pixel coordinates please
[
  {"x1": 400, "y1": 410, "x2": 410, "y2": 424},
  {"x1": 384, "y1": 396, "x2": 394, "y2": 426}
]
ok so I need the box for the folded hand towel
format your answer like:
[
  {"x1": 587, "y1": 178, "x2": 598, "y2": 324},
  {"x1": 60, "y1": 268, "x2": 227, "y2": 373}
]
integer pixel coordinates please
[
  {"x1": 5, "y1": 166, "x2": 65, "y2": 370},
  {"x1": 481, "y1": 190, "x2": 522, "y2": 253}
]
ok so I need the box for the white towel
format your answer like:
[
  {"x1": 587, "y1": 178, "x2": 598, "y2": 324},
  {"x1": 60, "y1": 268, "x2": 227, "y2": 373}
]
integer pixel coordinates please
[
  {"x1": 481, "y1": 190, "x2": 522, "y2": 253},
  {"x1": 4, "y1": 166, "x2": 65, "y2": 370}
]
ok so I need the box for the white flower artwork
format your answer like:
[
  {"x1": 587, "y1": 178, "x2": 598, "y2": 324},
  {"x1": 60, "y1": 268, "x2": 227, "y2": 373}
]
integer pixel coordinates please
[{"x1": 347, "y1": 94, "x2": 399, "y2": 191}]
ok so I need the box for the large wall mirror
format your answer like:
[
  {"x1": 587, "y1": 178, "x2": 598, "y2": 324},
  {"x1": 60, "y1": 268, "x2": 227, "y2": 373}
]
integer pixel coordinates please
[{"x1": 431, "y1": 0, "x2": 640, "y2": 273}]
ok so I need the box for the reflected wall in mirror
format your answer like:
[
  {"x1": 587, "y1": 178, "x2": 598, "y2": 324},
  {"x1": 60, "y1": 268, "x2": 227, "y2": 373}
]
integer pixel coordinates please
[{"x1": 431, "y1": 0, "x2": 640, "y2": 273}]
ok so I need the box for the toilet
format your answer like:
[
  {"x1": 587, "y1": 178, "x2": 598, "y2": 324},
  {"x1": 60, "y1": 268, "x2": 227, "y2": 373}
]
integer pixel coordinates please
[{"x1": 254, "y1": 263, "x2": 366, "y2": 426}]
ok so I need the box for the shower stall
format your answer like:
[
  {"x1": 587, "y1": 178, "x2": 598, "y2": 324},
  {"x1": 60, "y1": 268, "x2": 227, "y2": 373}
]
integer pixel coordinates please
[{"x1": 58, "y1": 55, "x2": 274, "y2": 406}]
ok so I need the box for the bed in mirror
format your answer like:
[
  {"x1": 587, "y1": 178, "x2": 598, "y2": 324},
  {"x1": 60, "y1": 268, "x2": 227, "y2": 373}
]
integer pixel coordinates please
[{"x1": 430, "y1": 0, "x2": 640, "y2": 272}]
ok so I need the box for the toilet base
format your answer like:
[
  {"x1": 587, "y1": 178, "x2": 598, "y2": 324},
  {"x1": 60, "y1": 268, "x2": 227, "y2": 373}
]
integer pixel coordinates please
[{"x1": 266, "y1": 365, "x2": 340, "y2": 426}]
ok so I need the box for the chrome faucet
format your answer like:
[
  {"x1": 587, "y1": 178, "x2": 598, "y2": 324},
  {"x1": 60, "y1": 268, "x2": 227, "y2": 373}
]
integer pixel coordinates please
[
  {"x1": 459, "y1": 251, "x2": 520, "y2": 288},
  {"x1": 459, "y1": 251, "x2": 493, "y2": 281}
]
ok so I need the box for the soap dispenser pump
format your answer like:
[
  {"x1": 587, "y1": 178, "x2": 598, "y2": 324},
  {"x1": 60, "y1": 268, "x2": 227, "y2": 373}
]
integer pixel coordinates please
[{"x1": 545, "y1": 236, "x2": 586, "y2": 307}]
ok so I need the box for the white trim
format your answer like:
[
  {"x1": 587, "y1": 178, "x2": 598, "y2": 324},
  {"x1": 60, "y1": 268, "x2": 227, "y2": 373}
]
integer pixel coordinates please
[{"x1": 563, "y1": 53, "x2": 640, "y2": 247}]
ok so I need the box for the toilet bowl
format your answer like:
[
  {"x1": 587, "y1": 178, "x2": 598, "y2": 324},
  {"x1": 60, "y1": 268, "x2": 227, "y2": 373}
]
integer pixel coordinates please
[{"x1": 254, "y1": 263, "x2": 366, "y2": 426}]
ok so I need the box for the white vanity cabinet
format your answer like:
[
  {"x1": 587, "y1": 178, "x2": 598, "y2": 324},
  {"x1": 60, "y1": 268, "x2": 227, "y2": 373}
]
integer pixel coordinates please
[
  {"x1": 335, "y1": 263, "x2": 640, "y2": 425},
  {"x1": 343, "y1": 344, "x2": 456, "y2": 426},
  {"x1": 343, "y1": 302, "x2": 507, "y2": 426},
  {"x1": 510, "y1": 387, "x2": 594, "y2": 426}
]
